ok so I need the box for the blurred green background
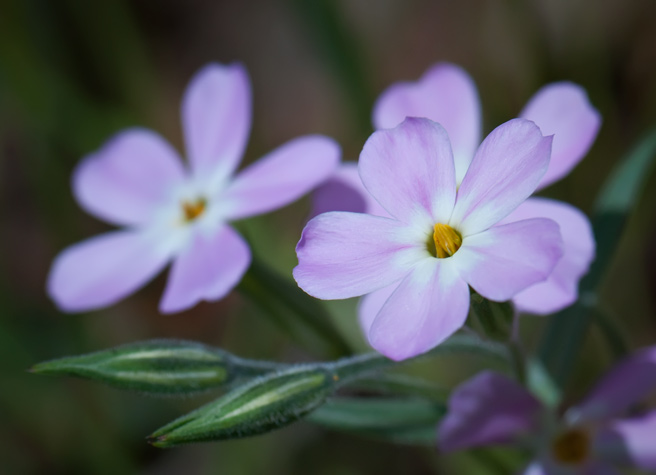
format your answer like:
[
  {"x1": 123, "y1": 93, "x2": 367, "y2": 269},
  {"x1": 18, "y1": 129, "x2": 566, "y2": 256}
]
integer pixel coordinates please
[{"x1": 1, "y1": 0, "x2": 656, "y2": 473}]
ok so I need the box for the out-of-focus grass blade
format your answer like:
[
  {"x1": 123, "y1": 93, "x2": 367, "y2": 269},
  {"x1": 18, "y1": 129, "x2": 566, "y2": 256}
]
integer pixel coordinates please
[
  {"x1": 539, "y1": 128, "x2": 656, "y2": 387},
  {"x1": 291, "y1": 0, "x2": 373, "y2": 138},
  {"x1": 238, "y1": 258, "x2": 352, "y2": 358}
]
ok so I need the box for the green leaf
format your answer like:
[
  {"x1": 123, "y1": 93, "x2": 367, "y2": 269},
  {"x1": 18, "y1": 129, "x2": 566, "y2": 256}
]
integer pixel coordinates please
[
  {"x1": 468, "y1": 293, "x2": 515, "y2": 342},
  {"x1": 148, "y1": 366, "x2": 337, "y2": 447},
  {"x1": 238, "y1": 259, "x2": 351, "y2": 358},
  {"x1": 307, "y1": 397, "x2": 445, "y2": 445},
  {"x1": 30, "y1": 339, "x2": 280, "y2": 396},
  {"x1": 526, "y1": 358, "x2": 560, "y2": 408},
  {"x1": 539, "y1": 128, "x2": 656, "y2": 387}
]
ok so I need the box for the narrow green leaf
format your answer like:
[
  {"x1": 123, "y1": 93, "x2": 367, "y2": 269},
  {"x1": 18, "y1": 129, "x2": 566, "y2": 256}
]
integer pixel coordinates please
[
  {"x1": 148, "y1": 366, "x2": 337, "y2": 447},
  {"x1": 238, "y1": 259, "x2": 351, "y2": 358},
  {"x1": 30, "y1": 340, "x2": 279, "y2": 396},
  {"x1": 539, "y1": 128, "x2": 656, "y2": 387},
  {"x1": 291, "y1": 0, "x2": 373, "y2": 137},
  {"x1": 308, "y1": 397, "x2": 445, "y2": 429},
  {"x1": 526, "y1": 358, "x2": 560, "y2": 408},
  {"x1": 307, "y1": 397, "x2": 445, "y2": 445},
  {"x1": 469, "y1": 293, "x2": 514, "y2": 340}
]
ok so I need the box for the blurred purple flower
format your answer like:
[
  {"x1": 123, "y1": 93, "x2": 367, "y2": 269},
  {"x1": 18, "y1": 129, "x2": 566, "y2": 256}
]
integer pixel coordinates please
[
  {"x1": 48, "y1": 63, "x2": 340, "y2": 314},
  {"x1": 313, "y1": 63, "x2": 600, "y2": 323},
  {"x1": 439, "y1": 346, "x2": 656, "y2": 473},
  {"x1": 294, "y1": 117, "x2": 563, "y2": 360}
]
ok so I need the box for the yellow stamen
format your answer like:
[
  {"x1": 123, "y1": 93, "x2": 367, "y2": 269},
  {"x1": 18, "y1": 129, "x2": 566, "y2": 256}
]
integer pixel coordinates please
[
  {"x1": 551, "y1": 428, "x2": 590, "y2": 465},
  {"x1": 182, "y1": 198, "x2": 207, "y2": 222},
  {"x1": 432, "y1": 223, "x2": 462, "y2": 258}
]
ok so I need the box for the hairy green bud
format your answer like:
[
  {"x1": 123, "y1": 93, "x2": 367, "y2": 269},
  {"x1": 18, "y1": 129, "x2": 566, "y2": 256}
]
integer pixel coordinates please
[
  {"x1": 31, "y1": 340, "x2": 234, "y2": 396},
  {"x1": 149, "y1": 366, "x2": 337, "y2": 447}
]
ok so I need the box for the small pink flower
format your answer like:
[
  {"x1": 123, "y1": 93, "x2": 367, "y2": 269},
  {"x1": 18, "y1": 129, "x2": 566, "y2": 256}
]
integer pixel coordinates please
[
  {"x1": 294, "y1": 117, "x2": 563, "y2": 360},
  {"x1": 439, "y1": 346, "x2": 656, "y2": 473},
  {"x1": 48, "y1": 63, "x2": 340, "y2": 314},
  {"x1": 314, "y1": 63, "x2": 601, "y2": 321}
]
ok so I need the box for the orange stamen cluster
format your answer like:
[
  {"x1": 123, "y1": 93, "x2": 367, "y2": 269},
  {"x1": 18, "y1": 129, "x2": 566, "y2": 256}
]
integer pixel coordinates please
[
  {"x1": 182, "y1": 198, "x2": 207, "y2": 222},
  {"x1": 431, "y1": 223, "x2": 462, "y2": 258},
  {"x1": 551, "y1": 428, "x2": 590, "y2": 465}
]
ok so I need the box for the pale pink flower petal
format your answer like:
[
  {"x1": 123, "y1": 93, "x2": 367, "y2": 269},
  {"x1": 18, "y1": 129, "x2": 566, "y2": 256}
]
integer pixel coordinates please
[
  {"x1": 368, "y1": 259, "x2": 469, "y2": 361},
  {"x1": 73, "y1": 128, "x2": 185, "y2": 226},
  {"x1": 357, "y1": 283, "x2": 396, "y2": 335},
  {"x1": 223, "y1": 135, "x2": 340, "y2": 220},
  {"x1": 595, "y1": 413, "x2": 656, "y2": 471},
  {"x1": 311, "y1": 163, "x2": 388, "y2": 218},
  {"x1": 293, "y1": 212, "x2": 422, "y2": 300},
  {"x1": 47, "y1": 230, "x2": 173, "y2": 312},
  {"x1": 505, "y1": 198, "x2": 595, "y2": 315},
  {"x1": 455, "y1": 218, "x2": 563, "y2": 301},
  {"x1": 520, "y1": 82, "x2": 601, "y2": 190},
  {"x1": 372, "y1": 63, "x2": 481, "y2": 182},
  {"x1": 159, "y1": 225, "x2": 251, "y2": 314},
  {"x1": 182, "y1": 63, "x2": 251, "y2": 181},
  {"x1": 359, "y1": 118, "x2": 456, "y2": 223},
  {"x1": 438, "y1": 371, "x2": 542, "y2": 451},
  {"x1": 577, "y1": 346, "x2": 656, "y2": 421},
  {"x1": 451, "y1": 119, "x2": 553, "y2": 235}
]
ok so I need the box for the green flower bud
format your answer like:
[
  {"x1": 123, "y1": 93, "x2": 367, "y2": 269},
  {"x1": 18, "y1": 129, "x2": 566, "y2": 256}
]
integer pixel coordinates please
[
  {"x1": 31, "y1": 340, "x2": 234, "y2": 396},
  {"x1": 148, "y1": 365, "x2": 337, "y2": 447}
]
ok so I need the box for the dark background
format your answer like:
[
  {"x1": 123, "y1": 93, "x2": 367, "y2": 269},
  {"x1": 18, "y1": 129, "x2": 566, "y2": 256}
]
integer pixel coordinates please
[{"x1": 1, "y1": 0, "x2": 655, "y2": 473}]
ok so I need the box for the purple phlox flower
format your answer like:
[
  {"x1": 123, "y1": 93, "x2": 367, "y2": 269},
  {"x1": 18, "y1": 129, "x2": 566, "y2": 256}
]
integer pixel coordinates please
[
  {"x1": 438, "y1": 346, "x2": 656, "y2": 474},
  {"x1": 48, "y1": 62, "x2": 340, "y2": 314},
  {"x1": 294, "y1": 117, "x2": 563, "y2": 361},
  {"x1": 313, "y1": 63, "x2": 601, "y2": 325}
]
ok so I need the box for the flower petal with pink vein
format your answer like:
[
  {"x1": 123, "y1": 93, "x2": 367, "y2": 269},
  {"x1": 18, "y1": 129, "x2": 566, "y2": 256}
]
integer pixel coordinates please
[
  {"x1": 451, "y1": 119, "x2": 552, "y2": 236},
  {"x1": 454, "y1": 218, "x2": 563, "y2": 301},
  {"x1": 359, "y1": 118, "x2": 456, "y2": 223},
  {"x1": 368, "y1": 258, "x2": 469, "y2": 361},
  {"x1": 293, "y1": 212, "x2": 423, "y2": 300}
]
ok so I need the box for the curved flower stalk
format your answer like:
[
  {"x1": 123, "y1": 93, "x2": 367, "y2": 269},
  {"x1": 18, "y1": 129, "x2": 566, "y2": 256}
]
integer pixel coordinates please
[
  {"x1": 48, "y1": 63, "x2": 340, "y2": 314},
  {"x1": 313, "y1": 63, "x2": 600, "y2": 320},
  {"x1": 438, "y1": 346, "x2": 656, "y2": 473},
  {"x1": 295, "y1": 117, "x2": 563, "y2": 361}
]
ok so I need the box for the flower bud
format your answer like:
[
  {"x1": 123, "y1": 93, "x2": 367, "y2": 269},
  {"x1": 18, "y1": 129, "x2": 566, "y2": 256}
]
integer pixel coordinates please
[
  {"x1": 148, "y1": 366, "x2": 336, "y2": 447},
  {"x1": 31, "y1": 340, "x2": 234, "y2": 396}
]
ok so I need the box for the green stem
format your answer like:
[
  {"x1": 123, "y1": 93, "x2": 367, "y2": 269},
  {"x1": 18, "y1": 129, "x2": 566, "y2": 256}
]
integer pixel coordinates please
[
  {"x1": 507, "y1": 340, "x2": 527, "y2": 386},
  {"x1": 328, "y1": 333, "x2": 512, "y2": 385},
  {"x1": 349, "y1": 374, "x2": 449, "y2": 402},
  {"x1": 582, "y1": 292, "x2": 630, "y2": 359}
]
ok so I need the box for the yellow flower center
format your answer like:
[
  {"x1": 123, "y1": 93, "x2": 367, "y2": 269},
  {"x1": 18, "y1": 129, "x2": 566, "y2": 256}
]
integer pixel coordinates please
[
  {"x1": 551, "y1": 428, "x2": 590, "y2": 465},
  {"x1": 428, "y1": 223, "x2": 462, "y2": 258},
  {"x1": 182, "y1": 198, "x2": 207, "y2": 222}
]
